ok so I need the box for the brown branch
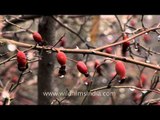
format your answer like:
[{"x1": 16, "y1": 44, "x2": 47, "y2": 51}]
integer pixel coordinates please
[
  {"x1": 9, "y1": 72, "x2": 24, "y2": 92},
  {"x1": 142, "y1": 98, "x2": 160, "y2": 105},
  {"x1": 0, "y1": 38, "x2": 34, "y2": 48},
  {"x1": 90, "y1": 85, "x2": 160, "y2": 94},
  {"x1": 53, "y1": 33, "x2": 65, "y2": 47},
  {"x1": 95, "y1": 26, "x2": 160, "y2": 51},
  {"x1": 124, "y1": 15, "x2": 134, "y2": 29},
  {"x1": 3, "y1": 15, "x2": 41, "y2": 29},
  {"x1": 4, "y1": 18, "x2": 34, "y2": 33},
  {"x1": 138, "y1": 43, "x2": 160, "y2": 55},
  {"x1": 0, "y1": 54, "x2": 16, "y2": 65},
  {"x1": 115, "y1": 15, "x2": 124, "y2": 31},
  {"x1": 141, "y1": 15, "x2": 146, "y2": 29},
  {"x1": 93, "y1": 51, "x2": 160, "y2": 70},
  {"x1": 0, "y1": 38, "x2": 160, "y2": 70}
]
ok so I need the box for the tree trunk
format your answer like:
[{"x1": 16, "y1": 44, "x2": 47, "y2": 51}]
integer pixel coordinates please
[{"x1": 38, "y1": 16, "x2": 55, "y2": 105}]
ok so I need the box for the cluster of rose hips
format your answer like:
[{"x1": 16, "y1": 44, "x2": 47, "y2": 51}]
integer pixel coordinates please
[
  {"x1": 56, "y1": 51, "x2": 89, "y2": 77},
  {"x1": 16, "y1": 32, "x2": 127, "y2": 86},
  {"x1": 16, "y1": 32, "x2": 43, "y2": 72}
]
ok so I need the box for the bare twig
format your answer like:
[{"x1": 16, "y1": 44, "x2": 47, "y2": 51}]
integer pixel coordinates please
[
  {"x1": 3, "y1": 15, "x2": 41, "y2": 29},
  {"x1": 141, "y1": 15, "x2": 146, "y2": 29},
  {"x1": 95, "y1": 26, "x2": 160, "y2": 51},
  {"x1": 142, "y1": 98, "x2": 160, "y2": 105},
  {"x1": 139, "y1": 74, "x2": 159, "y2": 105},
  {"x1": 4, "y1": 17, "x2": 34, "y2": 33},
  {"x1": 138, "y1": 43, "x2": 160, "y2": 55},
  {"x1": 9, "y1": 71, "x2": 24, "y2": 92},
  {"x1": 90, "y1": 85, "x2": 160, "y2": 94},
  {"x1": 53, "y1": 33, "x2": 65, "y2": 47},
  {"x1": 124, "y1": 15, "x2": 134, "y2": 29},
  {"x1": 115, "y1": 15, "x2": 124, "y2": 32},
  {"x1": 51, "y1": 16, "x2": 95, "y2": 49}
]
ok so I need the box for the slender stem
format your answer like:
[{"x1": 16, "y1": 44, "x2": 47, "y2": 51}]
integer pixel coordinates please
[
  {"x1": 9, "y1": 72, "x2": 24, "y2": 92},
  {"x1": 90, "y1": 85, "x2": 160, "y2": 94},
  {"x1": 115, "y1": 15, "x2": 123, "y2": 31},
  {"x1": 138, "y1": 43, "x2": 160, "y2": 55},
  {"x1": 142, "y1": 97, "x2": 160, "y2": 105},
  {"x1": 107, "y1": 73, "x2": 117, "y2": 88},
  {"x1": 67, "y1": 57, "x2": 77, "y2": 63},
  {"x1": 141, "y1": 15, "x2": 146, "y2": 29},
  {"x1": 95, "y1": 26, "x2": 160, "y2": 51},
  {"x1": 53, "y1": 33, "x2": 65, "y2": 47},
  {"x1": 4, "y1": 17, "x2": 34, "y2": 33},
  {"x1": 0, "y1": 38, "x2": 160, "y2": 70}
]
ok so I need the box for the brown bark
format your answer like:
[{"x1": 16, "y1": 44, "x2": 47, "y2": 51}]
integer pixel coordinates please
[{"x1": 38, "y1": 16, "x2": 55, "y2": 105}]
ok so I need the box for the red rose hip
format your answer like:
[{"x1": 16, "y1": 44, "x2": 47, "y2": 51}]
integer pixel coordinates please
[
  {"x1": 115, "y1": 61, "x2": 126, "y2": 82},
  {"x1": 143, "y1": 34, "x2": 151, "y2": 43},
  {"x1": 122, "y1": 34, "x2": 130, "y2": 56},
  {"x1": 77, "y1": 61, "x2": 89, "y2": 77},
  {"x1": 17, "y1": 50, "x2": 27, "y2": 66},
  {"x1": 94, "y1": 60, "x2": 102, "y2": 75},
  {"x1": 56, "y1": 52, "x2": 67, "y2": 66},
  {"x1": 105, "y1": 47, "x2": 112, "y2": 54},
  {"x1": 16, "y1": 50, "x2": 28, "y2": 71},
  {"x1": 32, "y1": 32, "x2": 43, "y2": 45}
]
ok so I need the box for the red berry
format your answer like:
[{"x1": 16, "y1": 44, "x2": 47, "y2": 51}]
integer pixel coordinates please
[
  {"x1": 56, "y1": 52, "x2": 67, "y2": 66},
  {"x1": 105, "y1": 47, "x2": 112, "y2": 54},
  {"x1": 122, "y1": 35, "x2": 130, "y2": 56},
  {"x1": 115, "y1": 61, "x2": 126, "y2": 80},
  {"x1": 136, "y1": 74, "x2": 147, "y2": 88},
  {"x1": 143, "y1": 34, "x2": 151, "y2": 43},
  {"x1": 16, "y1": 50, "x2": 28, "y2": 71},
  {"x1": 133, "y1": 93, "x2": 141, "y2": 103},
  {"x1": 94, "y1": 60, "x2": 102, "y2": 75},
  {"x1": 94, "y1": 60, "x2": 100, "y2": 69},
  {"x1": 33, "y1": 32, "x2": 43, "y2": 44},
  {"x1": 123, "y1": 34, "x2": 128, "y2": 40},
  {"x1": 12, "y1": 76, "x2": 18, "y2": 83},
  {"x1": 130, "y1": 20, "x2": 135, "y2": 27},
  {"x1": 132, "y1": 90, "x2": 141, "y2": 103},
  {"x1": 77, "y1": 61, "x2": 88, "y2": 76},
  {"x1": 17, "y1": 50, "x2": 27, "y2": 66},
  {"x1": 140, "y1": 74, "x2": 147, "y2": 85},
  {"x1": 60, "y1": 37, "x2": 66, "y2": 47}
]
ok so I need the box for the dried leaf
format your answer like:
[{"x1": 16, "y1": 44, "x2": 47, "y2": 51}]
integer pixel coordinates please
[{"x1": 90, "y1": 16, "x2": 100, "y2": 43}]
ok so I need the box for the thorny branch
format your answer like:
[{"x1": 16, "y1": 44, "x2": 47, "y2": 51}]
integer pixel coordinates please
[{"x1": 0, "y1": 37, "x2": 160, "y2": 70}]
